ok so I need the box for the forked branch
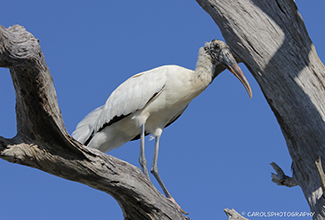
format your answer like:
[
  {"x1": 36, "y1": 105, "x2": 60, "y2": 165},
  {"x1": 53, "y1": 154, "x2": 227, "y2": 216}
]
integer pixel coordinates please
[{"x1": 0, "y1": 24, "x2": 185, "y2": 220}]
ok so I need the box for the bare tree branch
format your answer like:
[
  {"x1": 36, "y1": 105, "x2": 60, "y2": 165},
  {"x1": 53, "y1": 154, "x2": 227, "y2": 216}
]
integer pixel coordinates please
[
  {"x1": 315, "y1": 157, "x2": 325, "y2": 218},
  {"x1": 224, "y1": 209, "x2": 248, "y2": 220},
  {"x1": 316, "y1": 158, "x2": 325, "y2": 199},
  {"x1": 270, "y1": 162, "x2": 297, "y2": 187},
  {"x1": 0, "y1": 24, "x2": 185, "y2": 220},
  {"x1": 196, "y1": 0, "x2": 325, "y2": 218}
]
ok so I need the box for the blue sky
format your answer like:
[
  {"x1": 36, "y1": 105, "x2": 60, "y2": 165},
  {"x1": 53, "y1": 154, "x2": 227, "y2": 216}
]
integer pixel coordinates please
[{"x1": 0, "y1": 1, "x2": 324, "y2": 219}]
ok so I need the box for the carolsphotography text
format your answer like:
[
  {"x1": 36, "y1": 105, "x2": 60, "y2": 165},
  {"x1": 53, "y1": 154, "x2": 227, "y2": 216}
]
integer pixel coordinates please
[{"x1": 241, "y1": 211, "x2": 314, "y2": 218}]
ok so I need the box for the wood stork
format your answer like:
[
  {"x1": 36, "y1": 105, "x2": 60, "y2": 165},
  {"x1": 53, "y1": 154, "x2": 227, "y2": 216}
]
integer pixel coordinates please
[{"x1": 72, "y1": 39, "x2": 252, "y2": 211}]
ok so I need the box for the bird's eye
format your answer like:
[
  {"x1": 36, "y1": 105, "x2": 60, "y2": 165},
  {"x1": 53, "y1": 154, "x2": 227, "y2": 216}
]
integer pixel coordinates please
[{"x1": 213, "y1": 43, "x2": 220, "y2": 51}]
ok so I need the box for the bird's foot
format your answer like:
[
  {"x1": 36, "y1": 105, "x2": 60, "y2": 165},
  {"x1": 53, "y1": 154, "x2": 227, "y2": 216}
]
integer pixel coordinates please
[{"x1": 168, "y1": 197, "x2": 189, "y2": 216}]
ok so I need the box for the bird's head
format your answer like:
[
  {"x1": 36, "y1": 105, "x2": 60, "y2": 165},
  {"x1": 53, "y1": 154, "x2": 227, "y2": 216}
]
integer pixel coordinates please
[{"x1": 204, "y1": 39, "x2": 252, "y2": 98}]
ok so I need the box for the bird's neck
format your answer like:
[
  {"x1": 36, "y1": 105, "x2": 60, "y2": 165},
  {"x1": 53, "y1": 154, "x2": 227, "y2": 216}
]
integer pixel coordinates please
[
  {"x1": 194, "y1": 47, "x2": 227, "y2": 86},
  {"x1": 193, "y1": 47, "x2": 216, "y2": 89}
]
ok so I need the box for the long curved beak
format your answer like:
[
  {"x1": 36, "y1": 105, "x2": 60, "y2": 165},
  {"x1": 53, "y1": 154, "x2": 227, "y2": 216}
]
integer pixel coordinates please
[{"x1": 219, "y1": 48, "x2": 253, "y2": 98}]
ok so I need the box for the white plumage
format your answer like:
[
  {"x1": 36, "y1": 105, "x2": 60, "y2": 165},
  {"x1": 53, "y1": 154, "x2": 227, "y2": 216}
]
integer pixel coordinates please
[
  {"x1": 72, "y1": 40, "x2": 252, "y2": 211},
  {"x1": 73, "y1": 65, "x2": 203, "y2": 151}
]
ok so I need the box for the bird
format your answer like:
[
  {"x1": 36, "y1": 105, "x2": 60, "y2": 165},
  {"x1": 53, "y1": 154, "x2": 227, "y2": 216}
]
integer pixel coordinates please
[{"x1": 72, "y1": 39, "x2": 252, "y2": 211}]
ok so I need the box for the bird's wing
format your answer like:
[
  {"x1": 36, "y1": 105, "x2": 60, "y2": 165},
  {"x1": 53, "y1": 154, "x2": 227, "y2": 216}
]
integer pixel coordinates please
[
  {"x1": 72, "y1": 105, "x2": 104, "y2": 144},
  {"x1": 93, "y1": 66, "x2": 168, "y2": 132}
]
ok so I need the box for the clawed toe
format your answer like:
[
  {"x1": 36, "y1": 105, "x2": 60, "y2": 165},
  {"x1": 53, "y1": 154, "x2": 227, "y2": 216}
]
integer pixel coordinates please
[{"x1": 168, "y1": 197, "x2": 189, "y2": 216}]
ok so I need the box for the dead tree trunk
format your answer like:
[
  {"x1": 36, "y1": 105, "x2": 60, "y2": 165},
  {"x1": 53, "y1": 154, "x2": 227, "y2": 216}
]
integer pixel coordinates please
[
  {"x1": 196, "y1": 0, "x2": 325, "y2": 219},
  {"x1": 0, "y1": 25, "x2": 185, "y2": 220}
]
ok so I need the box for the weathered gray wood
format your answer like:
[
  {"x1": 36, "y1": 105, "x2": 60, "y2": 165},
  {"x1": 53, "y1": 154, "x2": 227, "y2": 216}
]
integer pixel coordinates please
[
  {"x1": 315, "y1": 158, "x2": 325, "y2": 218},
  {"x1": 196, "y1": 0, "x2": 325, "y2": 219},
  {"x1": 0, "y1": 25, "x2": 186, "y2": 220},
  {"x1": 270, "y1": 162, "x2": 297, "y2": 187},
  {"x1": 224, "y1": 209, "x2": 248, "y2": 220}
]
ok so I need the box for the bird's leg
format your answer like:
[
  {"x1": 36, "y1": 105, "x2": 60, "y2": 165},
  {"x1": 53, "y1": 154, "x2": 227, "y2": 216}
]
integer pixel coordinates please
[
  {"x1": 151, "y1": 135, "x2": 189, "y2": 215},
  {"x1": 150, "y1": 134, "x2": 172, "y2": 198},
  {"x1": 139, "y1": 123, "x2": 150, "y2": 180}
]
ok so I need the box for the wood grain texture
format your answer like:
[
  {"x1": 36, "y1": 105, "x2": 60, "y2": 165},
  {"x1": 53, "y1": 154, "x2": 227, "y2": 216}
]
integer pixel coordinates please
[
  {"x1": 196, "y1": 0, "x2": 325, "y2": 218},
  {"x1": 0, "y1": 25, "x2": 185, "y2": 220}
]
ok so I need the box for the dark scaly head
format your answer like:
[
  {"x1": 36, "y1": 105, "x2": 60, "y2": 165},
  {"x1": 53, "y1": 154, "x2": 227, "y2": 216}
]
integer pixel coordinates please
[{"x1": 204, "y1": 39, "x2": 252, "y2": 98}]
